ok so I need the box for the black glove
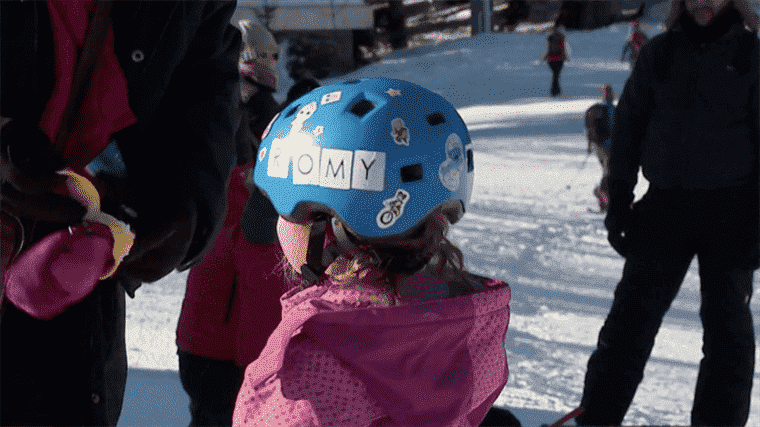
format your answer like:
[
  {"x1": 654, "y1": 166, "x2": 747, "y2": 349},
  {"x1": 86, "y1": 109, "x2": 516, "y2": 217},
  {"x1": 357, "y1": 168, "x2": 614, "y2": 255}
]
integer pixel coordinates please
[
  {"x1": 604, "y1": 180, "x2": 634, "y2": 257},
  {"x1": 0, "y1": 118, "x2": 86, "y2": 225}
]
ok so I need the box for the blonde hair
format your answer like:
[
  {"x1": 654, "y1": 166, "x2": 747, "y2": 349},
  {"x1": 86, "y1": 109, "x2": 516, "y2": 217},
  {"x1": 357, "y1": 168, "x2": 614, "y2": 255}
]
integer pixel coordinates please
[{"x1": 283, "y1": 210, "x2": 482, "y2": 302}]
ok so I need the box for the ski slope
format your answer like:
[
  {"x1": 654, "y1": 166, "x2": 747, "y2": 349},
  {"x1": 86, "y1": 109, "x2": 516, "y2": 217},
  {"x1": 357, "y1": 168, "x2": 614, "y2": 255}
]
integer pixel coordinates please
[{"x1": 120, "y1": 20, "x2": 760, "y2": 427}]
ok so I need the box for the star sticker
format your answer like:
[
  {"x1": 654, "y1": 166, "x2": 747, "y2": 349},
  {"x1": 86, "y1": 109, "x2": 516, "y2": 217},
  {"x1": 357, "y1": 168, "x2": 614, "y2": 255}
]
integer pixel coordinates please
[{"x1": 387, "y1": 88, "x2": 401, "y2": 97}]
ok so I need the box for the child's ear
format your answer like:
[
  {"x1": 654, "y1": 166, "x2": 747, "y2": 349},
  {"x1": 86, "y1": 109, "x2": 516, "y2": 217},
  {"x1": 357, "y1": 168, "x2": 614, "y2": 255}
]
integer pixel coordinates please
[{"x1": 277, "y1": 216, "x2": 312, "y2": 271}]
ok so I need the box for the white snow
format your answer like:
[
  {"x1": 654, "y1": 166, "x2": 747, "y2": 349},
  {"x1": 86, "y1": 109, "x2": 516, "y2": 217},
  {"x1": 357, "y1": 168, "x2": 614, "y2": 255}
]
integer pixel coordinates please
[{"x1": 120, "y1": 20, "x2": 760, "y2": 427}]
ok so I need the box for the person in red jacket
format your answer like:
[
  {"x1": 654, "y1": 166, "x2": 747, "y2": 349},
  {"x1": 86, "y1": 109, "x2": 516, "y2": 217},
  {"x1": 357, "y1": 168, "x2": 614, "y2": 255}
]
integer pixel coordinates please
[
  {"x1": 543, "y1": 24, "x2": 570, "y2": 97},
  {"x1": 176, "y1": 15, "x2": 289, "y2": 427}
]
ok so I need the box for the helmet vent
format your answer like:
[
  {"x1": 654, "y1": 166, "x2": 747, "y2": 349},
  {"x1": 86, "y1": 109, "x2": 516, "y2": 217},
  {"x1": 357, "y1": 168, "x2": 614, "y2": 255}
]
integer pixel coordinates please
[
  {"x1": 344, "y1": 79, "x2": 362, "y2": 84},
  {"x1": 400, "y1": 163, "x2": 424, "y2": 183},
  {"x1": 284, "y1": 105, "x2": 300, "y2": 118},
  {"x1": 467, "y1": 148, "x2": 474, "y2": 172},
  {"x1": 426, "y1": 112, "x2": 446, "y2": 126},
  {"x1": 350, "y1": 99, "x2": 376, "y2": 117}
]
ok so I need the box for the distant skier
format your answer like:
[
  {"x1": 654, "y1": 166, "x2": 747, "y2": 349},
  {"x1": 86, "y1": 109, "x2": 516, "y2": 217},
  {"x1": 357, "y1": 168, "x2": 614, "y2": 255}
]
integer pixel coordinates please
[
  {"x1": 583, "y1": 84, "x2": 616, "y2": 213},
  {"x1": 620, "y1": 20, "x2": 648, "y2": 69},
  {"x1": 542, "y1": 25, "x2": 569, "y2": 97}
]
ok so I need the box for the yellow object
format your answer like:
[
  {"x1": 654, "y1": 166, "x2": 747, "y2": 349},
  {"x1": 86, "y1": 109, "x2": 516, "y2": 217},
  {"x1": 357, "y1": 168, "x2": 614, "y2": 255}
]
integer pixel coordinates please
[{"x1": 57, "y1": 169, "x2": 135, "y2": 279}]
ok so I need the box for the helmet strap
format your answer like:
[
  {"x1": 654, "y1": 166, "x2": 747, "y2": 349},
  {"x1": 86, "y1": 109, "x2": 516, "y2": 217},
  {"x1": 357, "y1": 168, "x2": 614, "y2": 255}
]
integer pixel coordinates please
[{"x1": 300, "y1": 218, "x2": 341, "y2": 285}]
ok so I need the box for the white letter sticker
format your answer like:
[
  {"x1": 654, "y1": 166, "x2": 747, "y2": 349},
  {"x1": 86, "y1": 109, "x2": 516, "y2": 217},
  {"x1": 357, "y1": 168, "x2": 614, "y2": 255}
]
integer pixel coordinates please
[
  {"x1": 352, "y1": 150, "x2": 385, "y2": 192},
  {"x1": 267, "y1": 138, "x2": 290, "y2": 179},
  {"x1": 293, "y1": 145, "x2": 322, "y2": 186},
  {"x1": 320, "y1": 148, "x2": 353, "y2": 190}
]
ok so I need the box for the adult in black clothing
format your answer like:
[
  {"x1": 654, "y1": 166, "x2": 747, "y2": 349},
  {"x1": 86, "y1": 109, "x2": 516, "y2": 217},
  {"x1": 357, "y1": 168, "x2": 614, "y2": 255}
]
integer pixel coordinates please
[
  {"x1": 576, "y1": 0, "x2": 759, "y2": 425},
  {"x1": 0, "y1": 2, "x2": 240, "y2": 425}
]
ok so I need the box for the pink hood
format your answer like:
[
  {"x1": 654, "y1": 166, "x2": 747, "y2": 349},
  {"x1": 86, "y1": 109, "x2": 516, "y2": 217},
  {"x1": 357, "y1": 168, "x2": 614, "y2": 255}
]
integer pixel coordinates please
[{"x1": 233, "y1": 276, "x2": 510, "y2": 427}]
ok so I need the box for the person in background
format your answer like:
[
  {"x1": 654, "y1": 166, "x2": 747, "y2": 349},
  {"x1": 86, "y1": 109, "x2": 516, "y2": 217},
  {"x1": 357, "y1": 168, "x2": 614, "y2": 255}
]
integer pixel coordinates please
[
  {"x1": 621, "y1": 19, "x2": 649, "y2": 69},
  {"x1": 0, "y1": 1, "x2": 240, "y2": 425},
  {"x1": 576, "y1": 0, "x2": 759, "y2": 425},
  {"x1": 233, "y1": 77, "x2": 512, "y2": 427},
  {"x1": 176, "y1": 15, "x2": 288, "y2": 427},
  {"x1": 543, "y1": 24, "x2": 570, "y2": 97},
  {"x1": 584, "y1": 84, "x2": 616, "y2": 213},
  {"x1": 237, "y1": 16, "x2": 281, "y2": 143},
  {"x1": 284, "y1": 74, "x2": 322, "y2": 109}
]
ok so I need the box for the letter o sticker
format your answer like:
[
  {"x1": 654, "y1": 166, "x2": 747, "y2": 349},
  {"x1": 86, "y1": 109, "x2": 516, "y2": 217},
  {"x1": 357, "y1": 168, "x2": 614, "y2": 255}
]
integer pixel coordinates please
[{"x1": 297, "y1": 154, "x2": 314, "y2": 175}]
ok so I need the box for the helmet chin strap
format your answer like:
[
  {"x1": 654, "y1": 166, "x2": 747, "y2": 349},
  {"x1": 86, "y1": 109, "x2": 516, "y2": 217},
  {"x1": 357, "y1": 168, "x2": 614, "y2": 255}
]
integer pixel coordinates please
[
  {"x1": 299, "y1": 217, "x2": 430, "y2": 285},
  {"x1": 299, "y1": 218, "x2": 357, "y2": 285}
]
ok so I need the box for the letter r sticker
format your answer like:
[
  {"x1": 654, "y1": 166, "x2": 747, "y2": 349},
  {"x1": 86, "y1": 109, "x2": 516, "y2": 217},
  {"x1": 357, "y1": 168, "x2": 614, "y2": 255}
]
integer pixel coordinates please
[{"x1": 267, "y1": 138, "x2": 289, "y2": 179}]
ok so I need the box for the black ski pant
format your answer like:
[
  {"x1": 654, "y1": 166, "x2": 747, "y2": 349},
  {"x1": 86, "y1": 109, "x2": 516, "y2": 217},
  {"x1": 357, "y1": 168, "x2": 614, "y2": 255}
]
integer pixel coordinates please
[
  {"x1": 178, "y1": 349, "x2": 244, "y2": 427},
  {"x1": 577, "y1": 185, "x2": 757, "y2": 427},
  {"x1": 549, "y1": 60, "x2": 563, "y2": 97}
]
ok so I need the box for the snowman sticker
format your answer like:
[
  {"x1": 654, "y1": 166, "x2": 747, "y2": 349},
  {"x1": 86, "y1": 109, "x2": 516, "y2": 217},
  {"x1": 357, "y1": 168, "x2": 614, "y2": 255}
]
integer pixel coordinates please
[{"x1": 267, "y1": 102, "x2": 319, "y2": 178}]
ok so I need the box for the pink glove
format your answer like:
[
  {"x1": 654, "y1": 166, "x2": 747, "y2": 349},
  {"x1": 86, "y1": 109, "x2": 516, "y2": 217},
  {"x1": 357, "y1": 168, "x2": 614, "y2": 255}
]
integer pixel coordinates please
[{"x1": 4, "y1": 170, "x2": 133, "y2": 319}]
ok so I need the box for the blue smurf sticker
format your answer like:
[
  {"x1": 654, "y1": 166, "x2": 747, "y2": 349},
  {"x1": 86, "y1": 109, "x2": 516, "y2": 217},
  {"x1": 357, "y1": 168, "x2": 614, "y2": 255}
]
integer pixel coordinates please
[{"x1": 438, "y1": 133, "x2": 465, "y2": 191}]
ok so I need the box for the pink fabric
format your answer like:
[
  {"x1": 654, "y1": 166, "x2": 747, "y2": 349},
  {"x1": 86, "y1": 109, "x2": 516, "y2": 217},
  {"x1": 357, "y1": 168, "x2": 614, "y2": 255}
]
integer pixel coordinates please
[
  {"x1": 176, "y1": 166, "x2": 288, "y2": 365},
  {"x1": 41, "y1": 0, "x2": 137, "y2": 171},
  {"x1": 4, "y1": 222, "x2": 115, "y2": 320},
  {"x1": 233, "y1": 278, "x2": 511, "y2": 427}
]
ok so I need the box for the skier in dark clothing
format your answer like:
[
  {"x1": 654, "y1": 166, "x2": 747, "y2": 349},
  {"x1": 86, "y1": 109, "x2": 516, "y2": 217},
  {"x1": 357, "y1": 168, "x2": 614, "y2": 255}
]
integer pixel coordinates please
[
  {"x1": 0, "y1": 1, "x2": 240, "y2": 425},
  {"x1": 543, "y1": 25, "x2": 569, "y2": 97},
  {"x1": 576, "y1": 0, "x2": 759, "y2": 426}
]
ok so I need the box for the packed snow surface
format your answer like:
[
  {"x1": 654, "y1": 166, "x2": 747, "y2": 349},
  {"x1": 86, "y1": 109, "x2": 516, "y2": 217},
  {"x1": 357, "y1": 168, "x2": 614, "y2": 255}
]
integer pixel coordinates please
[{"x1": 123, "y1": 21, "x2": 760, "y2": 426}]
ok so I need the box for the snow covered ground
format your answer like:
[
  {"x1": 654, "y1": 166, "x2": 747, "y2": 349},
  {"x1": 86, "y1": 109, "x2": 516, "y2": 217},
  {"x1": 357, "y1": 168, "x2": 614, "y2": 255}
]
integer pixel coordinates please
[{"x1": 119, "y1": 19, "x2": 760, "y2": 427}]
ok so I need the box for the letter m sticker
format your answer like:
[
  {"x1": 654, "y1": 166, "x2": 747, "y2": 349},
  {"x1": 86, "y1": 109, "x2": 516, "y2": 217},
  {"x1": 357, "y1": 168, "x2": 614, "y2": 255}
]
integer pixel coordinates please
[{"x1": 320, "y1": 148, "x2": 353, "y2": 189}]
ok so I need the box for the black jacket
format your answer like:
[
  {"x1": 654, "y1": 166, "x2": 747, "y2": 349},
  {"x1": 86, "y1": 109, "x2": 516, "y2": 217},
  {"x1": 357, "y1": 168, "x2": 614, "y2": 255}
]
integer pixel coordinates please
[
  {"x1": 1, "y1": 1, "x2": 242, "y2": 292},
  {"x1": 0, "y1": 2, "x2": 240, "y2": 425},
  {"x1": 610, "y1": 10, "x2": 759, "y2": 194}
]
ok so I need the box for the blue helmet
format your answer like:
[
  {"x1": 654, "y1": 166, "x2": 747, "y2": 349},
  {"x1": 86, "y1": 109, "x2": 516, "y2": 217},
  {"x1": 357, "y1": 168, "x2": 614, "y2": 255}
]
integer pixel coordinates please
[{"x1": 253, "y1": 78, "x2": 474, "y2": 240}]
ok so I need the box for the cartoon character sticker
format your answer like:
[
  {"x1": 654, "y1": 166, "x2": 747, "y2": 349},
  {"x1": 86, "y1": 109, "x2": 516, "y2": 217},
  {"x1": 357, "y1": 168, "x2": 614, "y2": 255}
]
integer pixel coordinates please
[
  {"x1": 261, "y1": 112, "x2": 280, "y2": 140},
  {"x1": 321, "y1": 91, "x2": 342, "y2": 105},
  {"x1": 267, "y1": 103, "x2": 319, "y2": 179},
  {"x1": 377, "y1": 189, "x2": 410, "y2": 229},
  {"x1": 313, "y1": 125, "x2": 324, "y2": 136},
  {"x1": 387, "y1": 88, "x2": 401, "y2": 97},
  {"x1": 293, "y1": 102, "x2": 318, "y2": 131},
  {"x1": 438, "y1": 133, "x2": 465, "y2": 192},
  {"x1": 391, "y1": 118, "x2": 410, "y2": 146},
  {"x1": 258, "y1": 147, "x2": 267, "y2": 163}
]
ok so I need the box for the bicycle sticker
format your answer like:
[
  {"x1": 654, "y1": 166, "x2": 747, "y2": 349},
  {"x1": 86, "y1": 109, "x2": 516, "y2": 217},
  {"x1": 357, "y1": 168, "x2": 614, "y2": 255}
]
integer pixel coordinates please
[{"x1": 377, "y1": 189, "x2": 410, "y2": 229}]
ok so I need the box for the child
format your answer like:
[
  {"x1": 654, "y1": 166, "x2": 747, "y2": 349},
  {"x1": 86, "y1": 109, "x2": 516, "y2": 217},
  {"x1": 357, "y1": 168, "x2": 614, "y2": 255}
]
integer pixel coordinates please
[
  {"x1": 233, "y1": 78, "x2": 512, "y2": 426},
  {"x1": 620, "y1": 20, "x2": 648, "y2": 70},
  {"x1": 175, "y1": 16, "x2": 287, "y2": 427},
  {"x1": 584, "y1": 84, "x2": 615, "y2": 213}
]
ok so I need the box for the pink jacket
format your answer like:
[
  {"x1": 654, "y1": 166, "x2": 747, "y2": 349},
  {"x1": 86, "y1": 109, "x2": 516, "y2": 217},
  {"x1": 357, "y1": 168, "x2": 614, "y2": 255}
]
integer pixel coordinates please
[{"x1": 233, "y1": 275, "x2": 510, "y2": 427}]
